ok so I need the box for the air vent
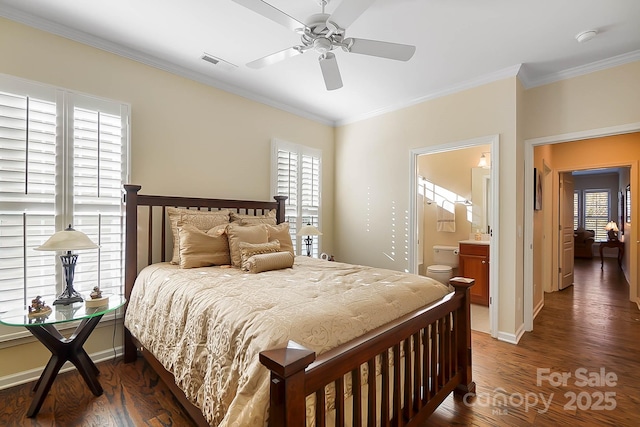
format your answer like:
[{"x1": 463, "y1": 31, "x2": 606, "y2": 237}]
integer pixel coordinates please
[{"x1": 201, "y1": 53, "x2": 237, "y2": 72}]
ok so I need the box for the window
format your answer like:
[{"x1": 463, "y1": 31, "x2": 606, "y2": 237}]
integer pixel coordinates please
[
  {"x1": 0, "y1": 75, "x2": 129, "y2": 317},
  {"x1": 271, "y1": 139, "x2": 321, "y2": 256},
  {"x1": 573, "y1": 190, "x2": 579, "y2": 230},
  {"x1": 583, "y1": 190, "x2": 609, "y2": 241}
]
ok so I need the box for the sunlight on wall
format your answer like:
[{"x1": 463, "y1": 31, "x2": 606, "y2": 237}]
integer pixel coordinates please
[
  {"x1": 418, "y1": 177, "x2": 472, "y2": 222},
  {"x1": 383, "y1": 201, "x2": 397, "y2": 262}
]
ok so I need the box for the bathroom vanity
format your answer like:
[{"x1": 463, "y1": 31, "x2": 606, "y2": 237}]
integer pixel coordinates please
[{"x1": 458, "y1": 240, "x2": 490, "y2": 306}]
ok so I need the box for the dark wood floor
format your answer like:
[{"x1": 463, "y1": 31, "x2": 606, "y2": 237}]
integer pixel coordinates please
[{"x1": 1, "y1": 258, "x2": 638, "y2": 426}]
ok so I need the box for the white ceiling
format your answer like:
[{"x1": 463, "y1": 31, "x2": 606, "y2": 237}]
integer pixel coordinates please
[{"x1": 2, "y1": 0, "x2": 640, "y2": 125}]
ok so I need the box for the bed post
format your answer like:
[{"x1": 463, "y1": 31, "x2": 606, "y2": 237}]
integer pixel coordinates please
[
  {"x1": 123, "y1": 184, "x2": 141, "y2": 363},
  {"x1": 449, "y1": 277, "x2": 476, "y2": 397},
  {"x1": 259, "y1": 342, "x2": 316, "y2": 427},
  {"x1": 273, "y1": 195, "x2": 287, "y2": 224}
]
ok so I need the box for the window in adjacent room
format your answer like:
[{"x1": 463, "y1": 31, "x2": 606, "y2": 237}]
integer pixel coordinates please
[
  {"x1": 271, "y1": 139, "x2": 321, "y2": 257},
  {"x1": 0, "y1": 75, "x2": 130, "y2": 317},
  {"x1": 583, "y1": 190, "x2": 610, "y2": 241},
  {"x1": 573, "y1": 190, "x2": 579, "y2": 230}
]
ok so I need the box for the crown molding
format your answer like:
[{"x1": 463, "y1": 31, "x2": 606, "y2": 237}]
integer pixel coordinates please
[
  {"x1": 520, "y1": 49, "x2": 640, "y2": 89},
  {"x1": 0, "y1": 7, "x2": 334, "y2": 126},
  {"x1": 3, "y1": 6, "x2": 639, "y2": 128},
  {"x1": 337, "y1": 64, "x2": 523, "y2": 126}
]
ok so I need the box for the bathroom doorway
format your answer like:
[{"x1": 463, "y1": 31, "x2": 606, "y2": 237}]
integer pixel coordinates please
[{"x1": 409, "y1": 134, "x2": 500, "y2": 338}]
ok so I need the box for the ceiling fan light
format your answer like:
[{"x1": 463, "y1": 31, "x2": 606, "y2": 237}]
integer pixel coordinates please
[{"x1": 313, "y1": 37, "x2": 332, "y2": 54}]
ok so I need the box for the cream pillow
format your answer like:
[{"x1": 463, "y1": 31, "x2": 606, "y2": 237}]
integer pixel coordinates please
[
  {"x1": 265, "y1": 222, "x2": 294, "y2": 255},
  {"x1": 230, "y1": 209, "x2": 277, "y2": 225},
  {"x1": 246, "y1": 251, "x2": 295, "y2": 273},
  {"x1": 167, "y1": 207, "x2": 230, "y2": 264},
  {"x1": 225, "y1": 223, "x2": 269, "y2": 267},
  {"x1": 178, "y1": 223, "x2": 230, "y2": 268},
  {"x1": 239, "y1": 240, "x2": 281, "y2": 271}
]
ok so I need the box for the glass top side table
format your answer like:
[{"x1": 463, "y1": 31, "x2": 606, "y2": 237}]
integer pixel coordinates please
[{"x1": 0, "y1": 295, "x2": 126, "y2": 417}]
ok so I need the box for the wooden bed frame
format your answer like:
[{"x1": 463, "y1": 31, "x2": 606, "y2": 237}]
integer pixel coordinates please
[{"x1": 122, "y1": 184, "x2": 476, "y2": 427}]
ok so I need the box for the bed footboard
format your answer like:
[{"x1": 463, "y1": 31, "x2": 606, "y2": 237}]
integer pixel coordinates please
[{"x1": 260, "y1": 278, "x2": 475, "y2": 427}]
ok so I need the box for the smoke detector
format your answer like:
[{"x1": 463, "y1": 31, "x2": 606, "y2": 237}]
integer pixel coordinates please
[{"x1": 575, "y1": 30, "x2": 597, "y2": 43}]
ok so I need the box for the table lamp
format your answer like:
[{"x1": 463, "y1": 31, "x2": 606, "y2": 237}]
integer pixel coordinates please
[
  {"x1": 35, "y1": 225, "x2": 99, "y2": 305},
  {"x1": 297, "y1": 224, "x2": 322, "y2": 257},
  {"x1": 605, "y1": 221, "x2": 619, "y2": 241}
]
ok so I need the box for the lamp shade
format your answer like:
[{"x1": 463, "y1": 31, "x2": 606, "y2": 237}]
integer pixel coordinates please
[
  {"x1": 34, "y1": 225, "x2": 99, "y2": 251},
  {"x1": 297, "y1": 224, "x2": 322, "y2": 236},
  {"x1": 605, "y1": 221, "x2": 619, "y2": 232}
]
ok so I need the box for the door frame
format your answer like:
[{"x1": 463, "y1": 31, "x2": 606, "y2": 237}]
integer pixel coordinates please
[
  {"x1": 409, "y1": 134, "x2": 500, "y2": 338},
  {"x1": 524, "y1": 122, "x2": 640, "y2": 331}
]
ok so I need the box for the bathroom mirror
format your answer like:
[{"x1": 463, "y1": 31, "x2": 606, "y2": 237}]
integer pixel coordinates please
[{"x1": 471, "y1": 167, "x2": 491, "y2": 234}]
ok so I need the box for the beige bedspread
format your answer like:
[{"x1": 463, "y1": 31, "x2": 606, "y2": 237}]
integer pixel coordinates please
[{"x1": 124, "y1": 256, "x2": 450, "y2": 427}]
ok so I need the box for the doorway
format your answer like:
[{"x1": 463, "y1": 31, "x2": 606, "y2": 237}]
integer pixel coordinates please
[
  {"x1": 524, "y1": 127, "x2": 639, "y2": 332},
  {"x1": 409, "y1": 134, "x2": 500, "y2": 338}
]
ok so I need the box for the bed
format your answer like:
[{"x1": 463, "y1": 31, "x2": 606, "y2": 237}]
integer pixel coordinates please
[{"x1": 122, "y1": 184, "x2": 475, "y2": 427}]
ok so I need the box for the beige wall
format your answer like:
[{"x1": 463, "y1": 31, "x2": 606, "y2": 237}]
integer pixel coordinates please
[
  {"x1": 0, "y1": 18, "x2": 334, "y2": 381},
  {"x1": 335, "y1": 77, "x2": 522, "y2": 337},
  {"x1": 523, "y1": 62, "x2": 640, "y2": 139}
]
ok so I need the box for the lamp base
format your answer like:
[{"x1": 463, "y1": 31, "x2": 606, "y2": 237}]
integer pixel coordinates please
[
  {"x1": 53, "y1": 289, "x2": 84, "y2": 305},
  {"x1": 607, "y1": 230, "x2": 619, "y2": 241}
]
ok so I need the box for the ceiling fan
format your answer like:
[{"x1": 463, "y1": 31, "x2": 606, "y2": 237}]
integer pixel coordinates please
[{"x1": 233, "y1": 0, "x2": 416, "y2": 90}]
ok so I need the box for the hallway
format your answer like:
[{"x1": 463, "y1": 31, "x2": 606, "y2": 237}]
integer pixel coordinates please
[{"x1": 428, "y1": 257, "x2": 640, "y2": 426}]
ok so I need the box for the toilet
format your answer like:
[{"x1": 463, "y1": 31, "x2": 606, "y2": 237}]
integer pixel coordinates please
[{"x1": 426, "y1": 245, "x2": 459, "y2": 284}]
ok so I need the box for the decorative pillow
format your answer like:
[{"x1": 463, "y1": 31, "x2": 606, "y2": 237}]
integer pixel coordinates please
[
  {"x1": 178, "y1": 223, "x2": 230, "y2": 269},
  {"x1": 167, "y1": 207, "x2": 230, "y2": 264},
  {"x1": 239, "y1": 240, "x2": 281, "y2": 271},
  {"x1": 225, "y1": 223, "x2": 269, "y2": 267},
  {"x1": 246, "y1": 251, "x2": 295, "y2": 273},
  {"x1": 230, "y1": 209, "x2": 277, "y2": 225},
  {"x1": 265, "y1": 222, "x2": 294, "y2": 255}
]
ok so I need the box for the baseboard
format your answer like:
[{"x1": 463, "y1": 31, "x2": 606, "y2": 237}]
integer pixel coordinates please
[
  {"x1": 533, "y1": 299, "x2": 544, "y2": 319},
  {"x1": 497, "y1": 323, "x2": 526, "y2": 344},
  {"x1": 0, "y1": 346, "x2": 122, "y2": 391}
]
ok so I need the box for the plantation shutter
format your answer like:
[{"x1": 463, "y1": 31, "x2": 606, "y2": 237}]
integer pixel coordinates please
[
  {"x1": 573, "y1": 191, "x2": 579, "y2": 230},
  {"x1": 71, "y1": 97, "x2": 128, "y2": 298},
  {"x1": 0, "y1": 76, "x2": 129, "y2": 320},
  {"x1": 584, "y1": 190, "x2": 609, "y2": 241},
  {"x1": 0, "y1": 88, "x2": 58, "y2": 311},
  {"x1": 272, "y1": 140, "x2": 322, "y2": 256}
]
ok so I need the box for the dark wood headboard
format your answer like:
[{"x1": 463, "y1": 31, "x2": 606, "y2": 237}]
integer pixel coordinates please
[{"x1": 123, "y1": 184, "x2": 287, "y2": 303}]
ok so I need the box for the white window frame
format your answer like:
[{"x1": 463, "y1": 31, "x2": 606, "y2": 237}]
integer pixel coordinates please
[
  {"x1": 270, "y1": 139, "x2": 322, "y2": 257},
  {"x1": 582, "y1": 189, "x2": 610, "y2": 241},
  {"x1": 0, "y1": 74, "x2": 130, "y2": 342}
]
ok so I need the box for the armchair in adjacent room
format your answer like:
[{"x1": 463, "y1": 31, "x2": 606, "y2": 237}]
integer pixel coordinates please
[{"x1": 574, "y1": 228, "x2": 595, "y2": 258}]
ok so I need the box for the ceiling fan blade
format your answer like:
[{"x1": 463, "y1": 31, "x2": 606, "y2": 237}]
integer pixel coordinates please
[
  {"x1": 327, "y1": 0, "x2": 378, "y2": 30},
  {"x1": 318, "y1": 53, "x2": 343, "y2": 91},
  {"x1": 233, "y1": 0, "x2": 306, "y2": 32},
  {"x1": 347, "y1": 38, "x2": 416, "y2": 61},
  {"x1": 247, "y1": 47, "x2": 302, "y2": 68}
]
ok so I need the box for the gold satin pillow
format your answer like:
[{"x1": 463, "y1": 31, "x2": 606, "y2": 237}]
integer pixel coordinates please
[
  {"x1": 265, "y1": 222, "x2": 294, "y2": 255},
  {"x1": 246, "y1": 251, "x2": 295, "y2": 273},
  {"x1": 178, "y1": 223, "x2": 230, "y2": 269},
  {"x1": 225, "y1": 223, "x2": 269, "y2": 267},
  {"x1": 239, "y1": 240, "x2": 281, "y2": 271},
  {"x1": 230, "y1": 209, "x2": 277, "y2": 225},
  {"x1": 168, "y1": 207, "x2": 230, "y2": 264}
]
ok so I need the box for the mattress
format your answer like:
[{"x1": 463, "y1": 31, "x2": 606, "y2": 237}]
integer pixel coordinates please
[{"x1": 124, "y1": 256, "x2": 451, "y2": 426}]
